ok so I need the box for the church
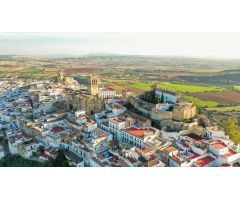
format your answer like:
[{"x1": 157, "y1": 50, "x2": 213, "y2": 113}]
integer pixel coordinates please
[{"x1": 58, "y1": 71, "x2": 105, "y2": 114}]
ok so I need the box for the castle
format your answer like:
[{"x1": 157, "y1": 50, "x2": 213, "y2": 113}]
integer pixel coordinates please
[{"x1": 123, "y1": 85, "x2": 196, "y2": 122}]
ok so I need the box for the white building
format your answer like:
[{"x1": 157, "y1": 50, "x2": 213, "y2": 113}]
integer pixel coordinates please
[
  {"x1": 18, "y1": 142, "x2": 38, "y2": 159},
  {"x1": 209, "y1": 140, "x2": 229, "y2": 156},
  {"x1": 44, "y1": 126, "x2": 66, "y2": 147},
  {"x1": 6, "y1": 128, "x2": 22, "y2": 138},
  {"x1": 109, "y1": 117, "x2": 127, "y2": 140},
  {"x1": 209, "y1": 140, "x2": 240, "y2": 165},
  {"x1": 206, "y1": 126, "x2": 229, "y2": 140},
  {"x1": 99, "y1": 88, "x2": 116, "y2": 99},
  {"x1": 121, "y1": 127, "x2": 159, "y2": 149},
  {"x1": 42, "y1": 119, "x2": 67, "y2": 129},
  {"x1": 8, "y1": 134, "x2": 33, "y2": 155},
  {"x1": 84, "y1": 120, "x2": 97, "y2": 133}
]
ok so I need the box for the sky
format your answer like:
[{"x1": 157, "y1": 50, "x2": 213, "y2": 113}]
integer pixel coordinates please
[{"x1": 1, "y1": 32, "x2": 240, "y2": 58}]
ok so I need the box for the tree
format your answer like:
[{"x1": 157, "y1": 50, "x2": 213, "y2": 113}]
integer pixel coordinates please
[
  {"x1": 223, "y1": 118, "x2": 240, "y2": 144},
  {"x1": 52, "y1": 150, "x2": 69, "y2": 167},
  {"x1": 38, "y1": 145, "x2": 45, "y2": 154}
]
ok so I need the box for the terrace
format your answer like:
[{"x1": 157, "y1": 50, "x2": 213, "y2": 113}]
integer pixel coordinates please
[
  {"x1": 209, "y1": 140, "x2": 227, "y2": 150},
  {"x1": 195, "y1": 155, "x2": 216, "y2": 167},
  {"x1": 123, "y1": 127, "x2": 156, "y2": 139}
]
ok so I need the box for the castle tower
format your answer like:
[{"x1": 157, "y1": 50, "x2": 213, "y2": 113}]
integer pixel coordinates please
[{"x1": 88, "y1": 74, "x2": 99, "y2": 96}]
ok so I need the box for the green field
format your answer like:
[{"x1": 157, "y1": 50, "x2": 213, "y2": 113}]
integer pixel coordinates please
[
  {"x1": 19, "y1": 67, "x2": 57, "y2": 78},
  {"x1": 234, "y1": 85, "x2": 240, "y2": 91},
  {"x1": 121, "y1": 80, "x2": 223, "y2": 107},
  {"x1": 206, "y1": 106, "x2": 240, "y2": 112},
  {"x1": 122, "y1": 81, "x2": 226, "y2": 93},
  {"x1": 21, "y1": 67, "x2": 43, "y2": 74},
  {"x1": 19, "y1": 73, "x2": 57, "y2": 78},
  {"x1": 183, "y1": 95, "x2": 220, "y2": 108},
  {"x1": 157, "y1": 82, "x2": 226, "y2": 93}
]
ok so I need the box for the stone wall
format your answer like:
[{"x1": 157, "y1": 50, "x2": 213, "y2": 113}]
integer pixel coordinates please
[
  {"x1": 151, "y1": 109, "x2": 173, "y2": 121},
  {"x1": 127, "y1": 93, "x2": 196, "y2": 122},
  {"x1": 173, "y1": 103, "x2": 197, "y2": 122}
]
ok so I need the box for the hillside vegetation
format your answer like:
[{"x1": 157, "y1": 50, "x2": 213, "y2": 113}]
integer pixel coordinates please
[{"x1": 223, "y1": 118, "x2": 240, "y2": 144}]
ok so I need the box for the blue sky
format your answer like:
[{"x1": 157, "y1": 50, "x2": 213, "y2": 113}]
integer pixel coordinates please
[{"x1": 0, "y1": 32, "x2": 240, "y2": 58}]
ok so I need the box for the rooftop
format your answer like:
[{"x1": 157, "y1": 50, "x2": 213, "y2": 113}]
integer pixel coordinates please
[
  {"x1": 164, "y1": 145, "x2": 178, "y2": 153},
  {"x1": 110, "y1": 117, "x2": 126, "y2": 124},
  {"x1": 51, "y1": 126, "x2": 65, "y2": 133},
  {"x1": 100, "y1": 87, "x2": 115, "y2": 91},
  {"x1": 195, "y1": 155, "x2": 215, "y2": 167},
  {"x1": 221, "y1": 149, "x2": 237, "y2": 158},
  {"x1": 210, "y1": 140, "x2": 227, "y2": 149},
  {"x1": 112, "y1": 104, "x2": 125, "y2": 110},
  {"x1": 123, "y1": 127, "x2": 156, "y2": 138}
]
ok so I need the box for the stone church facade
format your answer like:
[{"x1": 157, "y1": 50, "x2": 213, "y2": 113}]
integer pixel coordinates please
[{"x1": 59, "y1": 71, "x2": 105, "y2": 114}]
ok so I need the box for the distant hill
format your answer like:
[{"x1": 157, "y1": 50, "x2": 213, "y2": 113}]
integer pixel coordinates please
[
  {"x1": 1, "y1": 54, "x2": 240, "y2": 69},
  {"x1": 52, "y1": 55, "x2": 240, "y2": 69},
  {"x1": 179, "y1": 73, "x2": 240, "y2": 85}
]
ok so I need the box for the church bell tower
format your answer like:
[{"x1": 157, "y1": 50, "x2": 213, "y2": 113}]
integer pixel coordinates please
[{"x1": 88, "y1": 74, "x2": 99, "y2": 96}]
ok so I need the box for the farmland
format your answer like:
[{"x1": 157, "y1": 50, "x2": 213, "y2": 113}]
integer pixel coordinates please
[
  {"x1": 183, "y1": 95, "x2": 220, "y2": 108},
  {"x1": 104, "y1": 81, "x2": 146, "y2": 94},
  {"x1": 105, "y1": 80, "x2": 228, "y2": 108},
  {"x1": 1, "y1": 55, "x2": 240, "y2": 112},
  {"x1": 119, "y1": 81, "x2": 226, "y2": 93},
  {"x1": 126, "y1": 81, "x2": 153, "y2": 90},
  {"x1": 63, "y1": 67, "x2": 97, "y2": 74},
  {"x1": 190, "y1": 91, "x2": 240, "y2": 105},
  {"x1": 18, "y1": 67, "x2": 58, "y2": 78},
  {"x1": 156, "y1": 82, "x2": 226, "y2": 93}
]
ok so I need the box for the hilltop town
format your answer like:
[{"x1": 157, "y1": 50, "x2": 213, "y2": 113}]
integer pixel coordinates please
[{"x1": 0, "y1": 71, "x2": 239, "y2": 167}]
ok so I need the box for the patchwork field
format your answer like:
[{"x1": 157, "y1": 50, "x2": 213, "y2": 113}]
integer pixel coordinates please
[
  {"x1": 105, "y1": 81, "x2": 146, "y2": 94},
  {"x1": 44, "y1": 68, "x2": 59, "y2": 73},
  {"x1": 0, "y1": 66, "x2": 27, "y2": 73},
  {"x1": 183, "y1": 95, "x2": 220, "y2": 107},
  {"x1": 156, "y1": 82, "x2": 226, "y2": 93},
  {"x1": 18, "y1": 67, "x2": 58, "y2": 78},
  {"x1": 190, "y1": 91, "x2": 240, "y2": 105},
  {"x1": 63, "y1": 67, "x2": 97, "y2": 74},
  {"x1": 119, "y1": 80, "x2": 227, "y2": 93}
]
